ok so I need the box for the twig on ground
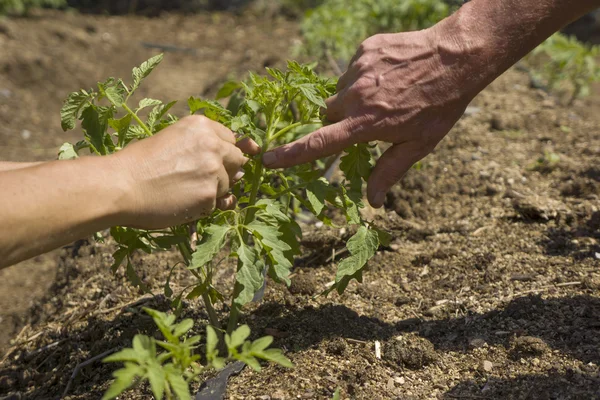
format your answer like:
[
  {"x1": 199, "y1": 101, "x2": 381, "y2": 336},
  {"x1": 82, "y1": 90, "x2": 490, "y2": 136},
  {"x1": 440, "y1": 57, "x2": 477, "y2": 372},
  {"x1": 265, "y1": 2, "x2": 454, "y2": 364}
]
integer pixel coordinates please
[{"x1": 62, "y1": 347, "x2": 120, "y2": 399}]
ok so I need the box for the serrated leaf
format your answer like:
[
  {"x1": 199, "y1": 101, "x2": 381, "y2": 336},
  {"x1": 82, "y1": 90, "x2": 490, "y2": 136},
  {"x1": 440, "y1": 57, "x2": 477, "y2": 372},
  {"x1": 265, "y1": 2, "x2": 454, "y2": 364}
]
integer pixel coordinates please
[
  {"x1": 247, "y1": 221, "x2": 291, "y2": 253},
  {"x1": 110, "y1": 248, "x2": 128, "y2": 273},
  {"x1": 153, "y1": 235, "x2": 186, "y2": 250},
  {"x1": 172, "y1": 319, "x2": 194, "y2": 338},
  {"x1": 108, "y1": 114, "x2": 132, "y2": 147},
  {"x1": 61, "y1": 90, "x2": 93, "y2": 131},
  {"x1": 255, "y1": 348, "x2": 294, "y2": 368},
  {"x1": 104, "y1": 85, "x2": 125, "y2": 107},
  {"x1": 58, "y1": 142, "x2": 79, "y2": 160},
  {"x1": 340, "y1": 143, "x2": 373, "y2": 190},
  {"x1": 333, "y1": 226, "x2": 379, "y2": 294},
  {"x1": 102, "y1": 364, "x2": 142, "y2": 400},
  {"x1": 216, "y1": 81, "x2": 242, "y2": 100},
  {"x1": 82, "y1": 105, "x2": 112, "y2": 155},
  {"x1": 251, "y1": 336, "x2": 273, "y2": 352},
  {"x1": 103, "y1": 348, "x2": 144, "y2": 364},
  {"x1": 332, "y1": 388, "x2": 341, "y2": 400},
  {"x1": 131, "y1": 54, "x2": 164, "y2": 93},
  {"x1": 299, "y1": 84, "x2": 326, "y2": 108},
  {"x1": 166, "y1": 370, "x2": 191, "y2": 400},
  {"x1": 138, "y1": 98, "x2": 162, "y2": 111},
  {"x1": 235, "y1": 242, "x2": 265, "y2": 306},
  {"x1": 148, "y1": 101, "x2": 177, "y2": 129},
  {"x1": 146, "y1": 361, "x2": 166, "y2": 400},
  {"x1": 190, "y1": 224, "x2": 230, "y2": 270},
  {"x1": 228, "y1": 325, "x2": 251, "y2": 349},
  {"x1": 306, "y1": 177, "x2": 331, "y2": 215}
]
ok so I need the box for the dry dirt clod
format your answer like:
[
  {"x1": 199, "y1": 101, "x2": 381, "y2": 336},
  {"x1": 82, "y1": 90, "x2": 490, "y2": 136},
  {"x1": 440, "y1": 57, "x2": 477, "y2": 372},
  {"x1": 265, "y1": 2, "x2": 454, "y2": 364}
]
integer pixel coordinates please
[
  {"x1": 383, "y1": 334, "x2": 438, "y2": 370},
  {"x1": 325, "y1": 337, "x2": 347, "y2": 356},
  {"x1": 510, "y1": 336, "x2": 550, "y2": 358}
]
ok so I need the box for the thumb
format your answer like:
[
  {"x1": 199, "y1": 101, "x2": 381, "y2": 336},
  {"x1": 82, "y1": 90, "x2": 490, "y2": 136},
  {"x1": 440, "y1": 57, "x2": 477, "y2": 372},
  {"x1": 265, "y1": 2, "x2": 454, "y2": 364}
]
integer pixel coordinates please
[
  {"x1": 262, "y1": 120, "x2": 355, "y2": 169},
  {"x1": 367, "y1": 142, "x2": 423, "y2": 208}
]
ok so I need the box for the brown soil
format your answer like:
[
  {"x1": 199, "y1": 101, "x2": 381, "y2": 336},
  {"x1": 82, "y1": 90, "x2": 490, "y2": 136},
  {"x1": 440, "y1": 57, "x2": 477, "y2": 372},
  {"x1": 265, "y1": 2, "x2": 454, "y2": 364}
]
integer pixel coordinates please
[{"x1": 1, "y1": 9, "x2": 600, "y2": 400}]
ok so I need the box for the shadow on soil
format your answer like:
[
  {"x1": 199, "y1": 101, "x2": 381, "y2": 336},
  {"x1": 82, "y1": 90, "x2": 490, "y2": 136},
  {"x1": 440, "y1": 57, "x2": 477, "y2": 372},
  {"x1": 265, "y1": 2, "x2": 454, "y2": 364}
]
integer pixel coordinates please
[{"x1": 251, "y1": 295, "x2": 600, "y2": 365}]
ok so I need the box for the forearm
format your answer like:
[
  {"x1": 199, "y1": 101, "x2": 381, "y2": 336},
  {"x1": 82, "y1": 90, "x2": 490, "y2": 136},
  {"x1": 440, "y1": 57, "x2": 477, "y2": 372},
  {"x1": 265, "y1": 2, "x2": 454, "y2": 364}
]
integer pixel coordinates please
[
  {"x1": 434, "y1": 0, "x2": 600, "y2": 96},
  {"x1": 0, "y1": 156, "x2": 129, "y2": 269},
  {"x1": 0, "y1": 161, "x2": 45, "y2": 172}
]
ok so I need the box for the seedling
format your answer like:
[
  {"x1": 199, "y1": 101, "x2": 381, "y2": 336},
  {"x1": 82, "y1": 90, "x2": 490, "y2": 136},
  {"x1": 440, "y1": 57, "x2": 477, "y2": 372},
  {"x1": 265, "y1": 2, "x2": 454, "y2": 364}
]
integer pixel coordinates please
[
  {"x1": 529, "y1": 33, "x2": 600, "y2": 104},
  {"x1": 59, "y1": 54, "x2": 387, "y2": 398}
]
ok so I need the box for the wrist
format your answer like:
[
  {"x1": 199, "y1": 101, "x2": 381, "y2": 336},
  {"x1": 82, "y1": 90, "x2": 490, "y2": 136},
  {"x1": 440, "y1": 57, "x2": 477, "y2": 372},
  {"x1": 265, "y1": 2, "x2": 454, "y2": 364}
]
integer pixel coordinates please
[{"x1": 94, "y1": 153, "x2": 137, "y2": 228}]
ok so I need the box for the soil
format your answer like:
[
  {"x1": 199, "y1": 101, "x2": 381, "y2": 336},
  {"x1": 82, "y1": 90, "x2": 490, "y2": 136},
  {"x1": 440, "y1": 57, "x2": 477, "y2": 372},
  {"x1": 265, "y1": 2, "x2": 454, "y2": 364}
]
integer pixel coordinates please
[{"x1": 1, "y1": 8, "x2": 600, "y2": 400}]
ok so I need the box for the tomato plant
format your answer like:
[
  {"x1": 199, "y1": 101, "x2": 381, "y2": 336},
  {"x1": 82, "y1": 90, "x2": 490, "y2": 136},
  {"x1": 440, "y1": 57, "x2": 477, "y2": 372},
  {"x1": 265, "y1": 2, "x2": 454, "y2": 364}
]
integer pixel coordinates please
[{"x1": 59, "y1": 54, "x2": 388, "y2": 399}]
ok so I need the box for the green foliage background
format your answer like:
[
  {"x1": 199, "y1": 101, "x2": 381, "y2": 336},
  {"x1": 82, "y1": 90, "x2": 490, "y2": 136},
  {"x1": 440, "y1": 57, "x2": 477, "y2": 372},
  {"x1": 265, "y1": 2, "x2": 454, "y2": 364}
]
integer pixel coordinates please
[{"x1": 0, "y1": 0, "x2": 65, "y2": 15}]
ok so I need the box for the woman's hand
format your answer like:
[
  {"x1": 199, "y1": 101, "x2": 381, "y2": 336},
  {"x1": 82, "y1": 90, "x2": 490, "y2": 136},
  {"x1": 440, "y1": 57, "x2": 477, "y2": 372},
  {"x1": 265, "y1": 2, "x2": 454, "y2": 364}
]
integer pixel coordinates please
[{"x1": 116, "y1": 115, "x2": 260, "y2": 229}]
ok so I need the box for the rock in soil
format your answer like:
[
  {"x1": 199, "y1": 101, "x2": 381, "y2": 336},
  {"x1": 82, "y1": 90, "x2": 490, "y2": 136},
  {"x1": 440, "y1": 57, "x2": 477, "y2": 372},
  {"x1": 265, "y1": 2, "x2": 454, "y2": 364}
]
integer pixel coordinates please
[
  {"x1": 510, "y1": 336, "x2": 551, "y2": 358},
  {"x1": 383, "y1": 334, "x2": 438, "y2": 370}
]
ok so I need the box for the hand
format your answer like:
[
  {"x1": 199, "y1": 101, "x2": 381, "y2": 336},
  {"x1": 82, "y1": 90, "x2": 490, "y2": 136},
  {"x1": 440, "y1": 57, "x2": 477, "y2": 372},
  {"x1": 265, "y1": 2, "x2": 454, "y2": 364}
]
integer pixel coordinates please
[
  {"x1": 115, "y1": 115, "x2": 260, "y2": 229},
  {"x1": 262, "y1": 28, "x2": 478, "y2": 208}
]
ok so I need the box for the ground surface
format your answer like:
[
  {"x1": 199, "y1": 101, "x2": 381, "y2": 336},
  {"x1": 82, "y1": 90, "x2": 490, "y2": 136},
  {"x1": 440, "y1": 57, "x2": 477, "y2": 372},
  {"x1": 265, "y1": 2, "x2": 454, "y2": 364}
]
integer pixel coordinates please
[{"x1": 1, "y1": 9, "x2": 599, "y2": 400}]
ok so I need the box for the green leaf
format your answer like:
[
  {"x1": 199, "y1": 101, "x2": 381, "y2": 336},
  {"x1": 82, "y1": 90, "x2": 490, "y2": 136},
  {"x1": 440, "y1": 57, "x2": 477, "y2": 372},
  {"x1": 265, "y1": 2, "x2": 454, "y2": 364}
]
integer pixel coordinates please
[
  {"x1": 235, "y1": 242, "x2": 265, "y2": 306},
  {"x1": 148, "y1": 101, "x2": 177, "y2": 129},
  {"x1": 102, "y1": 363, "x2": 142, "y2": 400},
  {"x1": 104, "y1": 85, "x2": 125, "y2": 107},
  {"x1": 332, "y1": 388, "x2": 341, "y2": 400},
  {"x1": 190, "y1": 224, "x2": 230, "y2": 270},
  {"x1": 60, "y1": 90, "x2": 93, "y2": 131},
  {"x1": 299, "y1": 84, "x2": 326, "y2": 108},
  {"x1": 216, "y1": 81, "x2": 242, "y2": 100},
  {"x1": 166, "y1": 369, "x2": 191, "y2": 400},
  {"x1": 247, "y1": 221, "x2": 291, "y2": 253},
  {"x1": 147, "y1": 361, "x2": 166, "y2": 400},
  {"x1": 138, "y1": 98, "x2": 162, "y2": 111},
  {"x1": 255, "y1": 348, "x2": 294, "y2": 368},
  {"x1": 172, "y1": 319, "x2": 194, "y2": 338},
  {"x1": 108, "y1": 114, "x2": 132, "y2": 147},
  {"x1": 228, "y1": 325, "x2": 251, "y2": 349},
  {"x1": 103, "y1": 348, "x2": 144, "y2": 363},
  {"x1": 339, "y1": 143, "x2": 373, "y2": 190},
  {"x1": 306, "y1": 177, "x2": 331, "y2": 215},
  {"x1": 333, "y1": 226, "x2": 379, "y2": 294},
  {"x1": 58, "y1": 142, "x2": 79, "y2": 160},
  {"x1": 126, "y1": 259, "x2": 149, "y2": 293},
  {"x1": 81, "y1": 105, "x2": 111, "y2": 155},
  {"x1": 251, "y1": 336, "x2": 273, "y2": 352},
  {"x1": 110, "y1": 248, "x2": 128, "y2": 273},
  {"x1": 153, "y1": 235, "x2": 186, "y2": 250},
  {"x1": 131, "y1": 54, "x2": 164, "y2": 93}
]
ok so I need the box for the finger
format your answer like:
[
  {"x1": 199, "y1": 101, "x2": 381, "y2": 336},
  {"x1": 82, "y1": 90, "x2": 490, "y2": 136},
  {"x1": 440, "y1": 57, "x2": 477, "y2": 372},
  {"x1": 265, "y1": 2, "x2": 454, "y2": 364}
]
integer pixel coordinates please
[
  {"x1": 366, "y1": 142, "x2": 424, "y2": 208},
  {"x1": 336, "y1": 68, "x2": 356, "y2": 92},
  {"x1": 324, "y1": 92, "x2": 345, "y2": 123},
  {"x1": 235, "y1": 137, "x2": 261, "y2": 156},
  {"x1": 216, "y1": 194, "x2": 237, "y2": 211},
  {"x1": 262, "y1": 120, "x2": 356, "y2": 169},
  {"x1": 222, "y1": 143, "x2": 249, "y2": 181},
  {"x1": 216, "y1": 164, "x2": 232, "y2": 198},
  {"x1": 207, "y1": 118, "x2": 236, "y2": 144}
]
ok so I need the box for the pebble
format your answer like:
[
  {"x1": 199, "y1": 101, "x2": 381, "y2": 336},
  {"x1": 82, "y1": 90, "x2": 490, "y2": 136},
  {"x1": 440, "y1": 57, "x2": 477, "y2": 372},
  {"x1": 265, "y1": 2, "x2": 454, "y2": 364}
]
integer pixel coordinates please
[
  {"x1": 394, "y1": 376, "x2": 405, "y2": 385},
  {"x1": 21, "y1": 130, "x2": 31, "y2": 140},
  {"x1": 469, "y1": 338, "x2": 487, "y2": 349},
  {"x1": 481, "y1": 360, "x2": 494, "y2": 372}
]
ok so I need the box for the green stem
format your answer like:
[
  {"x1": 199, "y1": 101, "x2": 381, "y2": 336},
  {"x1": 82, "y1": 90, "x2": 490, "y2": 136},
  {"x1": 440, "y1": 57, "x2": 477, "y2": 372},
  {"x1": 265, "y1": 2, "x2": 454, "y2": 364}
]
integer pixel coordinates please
[
  {"x1": 227, "y1": 157, "x2": 264, "y2": 334},
  {"x1": 122, "y1": 103, "x2": 153, "y2": 137}
]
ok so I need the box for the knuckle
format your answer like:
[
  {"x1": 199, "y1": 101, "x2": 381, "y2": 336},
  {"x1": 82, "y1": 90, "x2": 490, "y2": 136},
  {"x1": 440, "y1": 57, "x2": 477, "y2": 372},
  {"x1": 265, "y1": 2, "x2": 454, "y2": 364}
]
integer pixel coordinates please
[
  {"x1": 186, "y1": 114, "x2": 209, "y2": 126},
  {"x1": 306, "y1": 131, "x2": 327, "y2": 153}
]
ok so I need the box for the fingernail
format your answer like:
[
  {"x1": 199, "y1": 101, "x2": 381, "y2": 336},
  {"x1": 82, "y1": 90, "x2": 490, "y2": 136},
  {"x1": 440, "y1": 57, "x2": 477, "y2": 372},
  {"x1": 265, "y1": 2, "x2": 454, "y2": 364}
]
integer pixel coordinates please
[
  {"x1": 233, "y1": 169, "x2": 245, "y2": 181},
  {"x1": 262, "y1": 152, "x2": 277, "y2": 167},
  {"x1": 373, "y1": 192, "x2": 385, "y2": 208}
]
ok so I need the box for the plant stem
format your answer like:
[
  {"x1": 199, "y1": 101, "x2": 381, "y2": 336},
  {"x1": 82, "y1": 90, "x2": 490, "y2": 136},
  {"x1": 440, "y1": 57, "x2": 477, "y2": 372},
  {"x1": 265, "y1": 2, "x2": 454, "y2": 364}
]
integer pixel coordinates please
[
  {"x1": 226, "y1": 157, "x2": 264, "y2": 334},
  {"x1": 122, "y1": 103, "x2": 153, "y2": 136}
]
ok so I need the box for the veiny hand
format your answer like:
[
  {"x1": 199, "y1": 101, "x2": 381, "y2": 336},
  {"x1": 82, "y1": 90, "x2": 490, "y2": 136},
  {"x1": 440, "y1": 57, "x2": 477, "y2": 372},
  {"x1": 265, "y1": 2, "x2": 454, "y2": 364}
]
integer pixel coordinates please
[
  {"x1": 115, "y1": 115, "x2": 260, "y2": 229},
  {"x1": 262, "y1": 28, "x2": 478, "y2": 208}
]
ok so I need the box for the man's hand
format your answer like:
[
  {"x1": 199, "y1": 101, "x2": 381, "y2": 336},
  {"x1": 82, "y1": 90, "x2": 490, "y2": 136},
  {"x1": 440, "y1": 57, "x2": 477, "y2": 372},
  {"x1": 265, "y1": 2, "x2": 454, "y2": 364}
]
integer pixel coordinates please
[
  {"x1": 116, "y1": 115, "x2": 260, "y2": 229},
  {"x1": 263, "y1": 0, "x2": 600, "y2": 209},
  {"x1": 263, "y1": 29, "x2": 474, "y2": 208}
]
